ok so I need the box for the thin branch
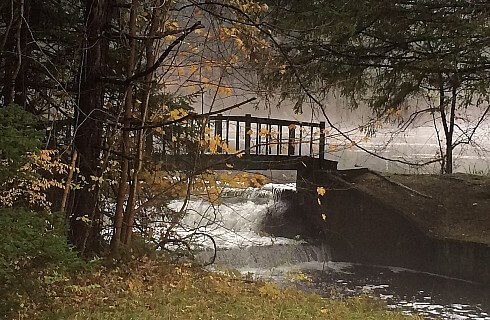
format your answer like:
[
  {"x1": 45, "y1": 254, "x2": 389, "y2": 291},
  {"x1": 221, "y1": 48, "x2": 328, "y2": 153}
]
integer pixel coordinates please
[{"x1": 123, "y1": 97, "x2": 257, "y2": 131}]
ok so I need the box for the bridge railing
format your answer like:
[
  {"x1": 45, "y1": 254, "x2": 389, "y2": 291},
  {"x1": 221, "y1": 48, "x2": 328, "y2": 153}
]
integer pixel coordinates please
[
  {"x1": 154, "y1": 114, "x2": 326, "y2": 159},
  {"x1": 208, "y1": 114, "x2": 326, "y2": 159}
]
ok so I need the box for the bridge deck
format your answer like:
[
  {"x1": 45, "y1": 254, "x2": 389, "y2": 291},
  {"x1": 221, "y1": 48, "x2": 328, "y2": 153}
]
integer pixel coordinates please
[{"x1": 157, "y1": 154, "x2": 338, "y2": 172}]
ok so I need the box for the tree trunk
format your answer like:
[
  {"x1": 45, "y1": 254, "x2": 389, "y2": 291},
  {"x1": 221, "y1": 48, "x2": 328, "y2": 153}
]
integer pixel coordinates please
[
  {"x1": 122, "y1": 0, "x2": 164, "y2": 245},
  {"x1": 1, "y1": 0, "x2": 23, "y2": 105},
  {"x1": 445, "y1": 85, "x2": 457, "y2": 174},
  {"x1": 111, "y1": 0, "x2": 137, "y2": 254},
  {"x1": 70, "y1": 0, "x2": 113, "y2": 254},
  {"x1": 439, "y1": 80, "x2": 457, "y2": 175}
]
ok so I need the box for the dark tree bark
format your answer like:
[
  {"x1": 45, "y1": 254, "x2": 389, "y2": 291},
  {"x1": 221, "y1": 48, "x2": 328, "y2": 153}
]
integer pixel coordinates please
[
  {"x1": 70, "y1": 0, "x2": 113, "y2": 254},
  {"x1": 1, "y1": 0, "x2": 24, "y2": 106}
]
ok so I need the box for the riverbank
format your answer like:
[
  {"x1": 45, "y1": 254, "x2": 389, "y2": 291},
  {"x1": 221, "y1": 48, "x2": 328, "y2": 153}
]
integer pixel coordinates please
[
  {"x1": 345, "y1": 171, "x2": 490, "y2": 245},
  {"x1": 266, "y1": 170, "x2": 490, "y2": 284},
  {"x1": 9, "y1": 258, "x2": 420, "y2": 320}
]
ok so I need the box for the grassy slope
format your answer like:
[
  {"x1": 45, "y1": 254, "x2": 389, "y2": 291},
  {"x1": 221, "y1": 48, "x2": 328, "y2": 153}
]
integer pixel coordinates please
[{"x1": 22, "y1": 259, "x2": 422, "y2": 320}]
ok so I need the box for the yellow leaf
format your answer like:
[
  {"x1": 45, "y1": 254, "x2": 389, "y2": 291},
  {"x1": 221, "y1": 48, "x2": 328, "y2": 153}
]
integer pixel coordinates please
[
  {"x1": 246, "y1": 129, "x2": 254, "y2": 135},
  {"x1": 166, "y1": 21, "x2": 180, "y2": 30},
  {"x1": 322, "y1": 129, "x2": 330, "y2": 135},
  {"x1": 164, "y1": 35, "x2": 177, "y2": 42},
  {"x1": 172, "y1": 136, "x2": 177, "y2": 142},
  {"x1": 258, "y1": 127, "x2": 270, "y2": 136},
  {"x1": 234, "y1": 37, "x2": 244, "y2": 47},
  {"x1": 230, "y1": 54, "x2": 239, "y2": 64},
  {"x1": 328, "y1": 145, "x2": 337, "y2": 151},
  {"x1": 317, "y1": 186, "x2": 326, "y2": 196},
  {"x1": 288, "y1": 123, "x2": 296, "y2": 130},
  {"x1": 189, "y1": 64, "x2": 199, "y2": 73},
  {"x1": 225, "y1": 163, "x2": 234, "y2": 168},
  {"x1": 321, "y1": 213, "x2": 327, "y2": 221},
  {"x1": 317, "y1": 198, "x2": 322, "y2": 205}
]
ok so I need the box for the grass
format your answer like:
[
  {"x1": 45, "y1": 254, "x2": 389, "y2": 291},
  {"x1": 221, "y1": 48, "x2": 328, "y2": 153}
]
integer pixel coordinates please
[{"x1": 12, "y1": 258, "x2": 422, "y2": 320}]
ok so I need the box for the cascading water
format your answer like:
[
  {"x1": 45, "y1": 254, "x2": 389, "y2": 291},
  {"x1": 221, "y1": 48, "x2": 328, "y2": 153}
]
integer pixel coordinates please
[
  {"x1": 166, "y1": 183, "x2": 489, "y2": 320},
  {"x1": 166, "y1": 183, "x2": 328, "y2": 266}
]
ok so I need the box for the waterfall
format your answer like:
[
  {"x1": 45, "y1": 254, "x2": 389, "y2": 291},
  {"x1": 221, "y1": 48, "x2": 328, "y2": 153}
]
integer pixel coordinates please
[{"x1": 166, "y1": 183, "x2": 331, "y2": 267}]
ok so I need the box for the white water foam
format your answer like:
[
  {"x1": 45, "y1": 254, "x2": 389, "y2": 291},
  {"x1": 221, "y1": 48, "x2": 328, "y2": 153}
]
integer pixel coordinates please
[{"x1": 166, "y1": 183, "x2": 297, "y2": 249}]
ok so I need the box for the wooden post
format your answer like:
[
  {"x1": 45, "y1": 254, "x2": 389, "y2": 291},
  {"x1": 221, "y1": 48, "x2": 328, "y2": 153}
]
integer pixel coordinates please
[
  {"x1": 309, "y1": 125, "x2": 313, "y2": 156},
  {"x1": 288, "y1": 125, "x2": 295, "y2": 156},
  {"x1": 256, "y1": 122, "x2": 260, "y2": 154},
  {"x1": 277, "y1": 125, "x2": 282, "y2": 155},
  {"x1": 245, "y1": 114, "x2": 251, "y2": 155},
  {"x1": 299, "y1": 124, "x2": 303, "y2": 156},
  {"x1": 216, "y1": 114, "x2": 222, "y2": 153},
  {"x1": 319, "y1": 121, "x2": 326, "y2": 160},
  {"x1": 235, "y1": 120, "x2": 240, "y2": 151},
  {"x1": 225, "y1": 118, "x2": 230, "y2": 154}
]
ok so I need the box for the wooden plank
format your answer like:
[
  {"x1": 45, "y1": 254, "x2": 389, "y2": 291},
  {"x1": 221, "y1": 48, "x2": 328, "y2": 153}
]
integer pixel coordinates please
[
  {"x1": 288, "y1": 125, "x2": 295, "y2": 156},
  {"x1": 245, "y1": 114, "x2": 251, "y2": 155},
  {"x1": 158, "y1": 154, "x2": 338, "y2": 171},
  {"x1": 225, "y1": 118, "x2": 230, "y2": 154},
  {"x1": 299, "y1": 124, "x2": 303, "y2": 156},
  {"x1": 216, "y1": 114, "x2": 222, "y2": 153},
  {"x1": 235, "y1": 120, "x2": 240, "y2": 151},
  {"x1": 309, "y1": 126, "x2": 313, "y2": 157},
  {"x1": 209, "y1": 115, "x2": 321, "y2": 128},
  {"x1": 256, "y1": 122, "x2": 260, "y2": 154},
  {"x1": 319, "y1": 121, "x2": 326, "y2": 160}
]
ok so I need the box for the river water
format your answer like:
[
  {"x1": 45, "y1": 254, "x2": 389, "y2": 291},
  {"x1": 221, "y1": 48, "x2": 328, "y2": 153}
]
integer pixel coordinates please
[{"x1": 167, "y1": 184, "x2": 490, "y2": 320}]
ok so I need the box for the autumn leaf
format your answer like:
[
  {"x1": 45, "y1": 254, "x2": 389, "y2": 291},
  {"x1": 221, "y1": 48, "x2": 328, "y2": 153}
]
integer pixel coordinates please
[
  {"x1": 234, "y1": 38, "x2": 244, "y2": 47},
  {"x1": 189, "y1": 64, "x2": 199, "y2": 73},
  {"x1": 258, "y1": 127, "x2": 270, "y2": 136},
  {"x1": 246, "y1": 129, "x2": 254, "y2": 135},
  {"x1": 321, "y1": 213, "x2": 327, "y2": 221},
  {"x1": 279, "y1": 64, "x2": 287, "y2": 74},
  {"x1": 317, "y1": 186, "x2": 326, "y2": 196}
]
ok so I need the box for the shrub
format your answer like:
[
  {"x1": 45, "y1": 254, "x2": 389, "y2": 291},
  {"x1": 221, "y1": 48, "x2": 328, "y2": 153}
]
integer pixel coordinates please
[
  {"x1": 0, "y1": 208, "x2": 81, "y2": 282},
  {"x1": 0, "y1": 208, "x2": 84, "y2": 317}
]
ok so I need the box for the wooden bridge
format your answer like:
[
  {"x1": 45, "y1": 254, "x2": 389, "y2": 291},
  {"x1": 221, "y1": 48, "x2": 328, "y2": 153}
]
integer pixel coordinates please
[{"x1": 157, "y1": 113, "x2": 338, "y2": 174}]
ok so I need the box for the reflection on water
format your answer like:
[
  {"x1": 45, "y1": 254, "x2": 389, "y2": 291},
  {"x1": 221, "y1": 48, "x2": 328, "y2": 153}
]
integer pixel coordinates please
[
  {"x1": 226, "y1": 260, "x2": 490, "y2": 320},
  {"x1": 300, "y1": 262, "x2": 490, "y2": 320}
]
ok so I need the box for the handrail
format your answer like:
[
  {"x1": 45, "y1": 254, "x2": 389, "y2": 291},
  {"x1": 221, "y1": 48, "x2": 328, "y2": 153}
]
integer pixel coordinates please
[
  {"x1": 209, "y1": 114, "x2": 326, "y2": 159},
  {"x1": 208, "y1": 115, "x2": 322, "y2": 128}
]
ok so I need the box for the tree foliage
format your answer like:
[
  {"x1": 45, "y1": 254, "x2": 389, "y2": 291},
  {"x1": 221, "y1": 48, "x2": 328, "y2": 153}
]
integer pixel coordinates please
[{"x1": 260, "y1": 0, "x2": 490, "y2": 172}]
